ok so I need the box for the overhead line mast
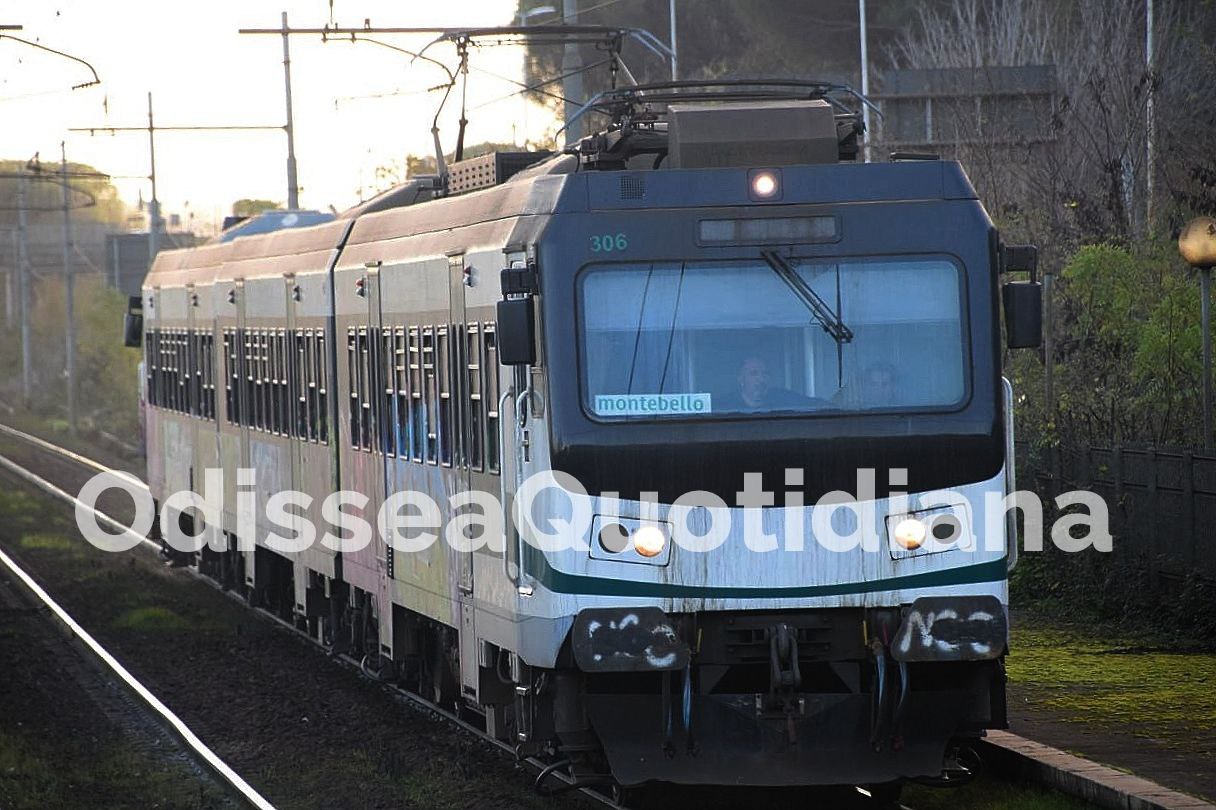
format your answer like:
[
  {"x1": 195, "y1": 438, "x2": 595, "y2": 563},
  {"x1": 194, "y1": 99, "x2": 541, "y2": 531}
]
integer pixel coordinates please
[
  {"x1": 238, "y1": 21, "x2": 674, "y2": 189},
  {"x1": 70, "y1": 94, "x2": 285, "y2": 256}
]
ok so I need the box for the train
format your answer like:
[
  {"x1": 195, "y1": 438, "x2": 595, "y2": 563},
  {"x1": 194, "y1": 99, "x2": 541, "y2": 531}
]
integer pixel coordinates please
[{"x1": 132, "y1": 80, "x2": 1041, "y2": 800}]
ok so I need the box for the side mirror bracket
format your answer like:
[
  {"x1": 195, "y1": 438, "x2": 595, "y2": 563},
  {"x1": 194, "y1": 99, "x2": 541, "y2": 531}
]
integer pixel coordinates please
[
  {"x1": 123, "y1": 295, "x2": 144, "y2": 348},
  {"x1": 1000, "y1": 243, "x2": 1042, "y2": 349},
  {"x1": 497, "y1": 262, "x2": 538, "y2": 366}
]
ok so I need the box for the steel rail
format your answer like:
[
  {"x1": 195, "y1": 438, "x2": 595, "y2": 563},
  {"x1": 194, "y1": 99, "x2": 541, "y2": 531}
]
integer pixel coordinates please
[
  {"x1": 0, "y1": 435, "x2": 623, "y2": 808},
  {"x1": 0, "y1": 421, "x2": 124, "y2": 478},
  {"x1": 0, "y1": 455, "x2": 274, "y2": 810},
  {"x1": 0, "y1": 427, "x2": 919, "y2": 809}
]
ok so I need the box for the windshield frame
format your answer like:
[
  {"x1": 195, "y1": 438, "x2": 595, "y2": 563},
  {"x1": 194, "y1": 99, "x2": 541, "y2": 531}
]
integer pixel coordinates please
[{"x1": 573, "y1": 252, "x2": 974, "y2": 424}]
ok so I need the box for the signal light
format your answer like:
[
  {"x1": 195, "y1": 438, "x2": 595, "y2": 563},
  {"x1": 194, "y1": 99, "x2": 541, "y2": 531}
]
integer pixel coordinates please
[{"x1": 749, "y1": 169, "x2": 782, "y2": 201}]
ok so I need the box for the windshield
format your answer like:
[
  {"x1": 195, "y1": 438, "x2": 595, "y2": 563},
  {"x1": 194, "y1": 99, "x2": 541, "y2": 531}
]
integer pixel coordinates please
[{"x1": 578, "y1": 257, "x2": 967, "y2": 420}]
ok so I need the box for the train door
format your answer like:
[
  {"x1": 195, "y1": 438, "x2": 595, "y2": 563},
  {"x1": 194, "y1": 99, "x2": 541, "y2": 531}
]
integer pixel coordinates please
[
  {"x1": 363, "y1": 263, "x2": 394, "y2": 657},
  {"x1": 284, "y1": 274, "x2": 306, "y2": 614},
  {"x1": 448, "y1": 253, "x2": 480, "y2": 698},
  {"x1": 185, "y1": 283, "x2": 200, "y2": 518},
  {"x1": 448, "y1": 254, "x2": 474, "y2": 596},
  {"x1": 233, "y1": 278, "x2": 256, "y2": 594}
]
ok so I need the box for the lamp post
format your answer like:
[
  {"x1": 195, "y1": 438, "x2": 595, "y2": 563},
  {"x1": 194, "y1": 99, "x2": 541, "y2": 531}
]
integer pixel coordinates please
[{"x1": 1179, "y1": 216, "x2": 1216, "y2": 452}]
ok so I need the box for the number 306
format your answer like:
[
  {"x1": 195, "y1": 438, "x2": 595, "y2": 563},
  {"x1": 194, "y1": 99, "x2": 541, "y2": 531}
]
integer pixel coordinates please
[{"x1": 590, "y1": 233, "x2": 628, "y2": 252}]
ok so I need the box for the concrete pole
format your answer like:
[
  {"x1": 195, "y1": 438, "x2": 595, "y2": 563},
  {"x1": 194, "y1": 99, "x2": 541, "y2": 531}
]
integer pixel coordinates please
[
  {"x1": 561, "y1": 0, "x2": 584, "y2": 146},
  {"x1": 281, "y1": 11, "x2": 300, "y2": 209},
  {"x1": 61, "y1": 142, "x2": 77, "y2": 435},
  {"x1": 669, "y1": 0, "x2": 678, "y2": 81},
  {"x1": 1202, "y1": 267, "x2": 1212, "y2": 453},
  {"x1": 859, "y1": 0, "x2": 871, "y2": 162},
  {"x1": 147, "y1": 92, "x2": 161, "y2": 265},
  {"x1": 16, "y1": 172, "x2": 32, "y2": 405},
  {"x1": 1145, "y1": 0, "x2": 1155, "y2": 231}
]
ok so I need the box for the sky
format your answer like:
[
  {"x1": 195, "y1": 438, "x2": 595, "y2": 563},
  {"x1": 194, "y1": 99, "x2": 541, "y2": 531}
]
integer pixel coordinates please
[{"x1": 0, "y1": 0, "x2": 560, "y2": 231}]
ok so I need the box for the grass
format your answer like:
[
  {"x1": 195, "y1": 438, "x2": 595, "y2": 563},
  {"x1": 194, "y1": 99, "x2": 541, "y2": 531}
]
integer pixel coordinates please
[
  {"x1": 1008, "y1": 622, "x2": 1216, "y2": 749},
  {"x1": 0, "y1": 727, "x2": 229, "y2": 809},
  {"x1": 111, "y1": 605, "x2": 190, "y2": 631},
  {"x1": 17, "y1": 532, "x2": 78, "y2": 552}
]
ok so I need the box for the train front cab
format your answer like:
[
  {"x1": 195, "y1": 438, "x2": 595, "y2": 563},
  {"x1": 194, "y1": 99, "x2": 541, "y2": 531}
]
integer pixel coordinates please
[{"x1": 499, "y1": 157, "x2": 1041, "y2": 788}]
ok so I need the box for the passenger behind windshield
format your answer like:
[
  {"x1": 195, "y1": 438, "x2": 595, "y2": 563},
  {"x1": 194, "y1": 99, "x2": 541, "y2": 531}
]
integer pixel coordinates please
[
  {"x1": 860, "y1": 360, "x2": 898, "y2": 407},
  {"x1": 719, "y1": 356, "x2": 823, "y2": 413}
]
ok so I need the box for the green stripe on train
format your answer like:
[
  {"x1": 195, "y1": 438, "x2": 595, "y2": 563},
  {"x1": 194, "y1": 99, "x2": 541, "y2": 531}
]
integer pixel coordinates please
[{"x1": 522, "y1": 548, "x2": 1007, "y2": 598}]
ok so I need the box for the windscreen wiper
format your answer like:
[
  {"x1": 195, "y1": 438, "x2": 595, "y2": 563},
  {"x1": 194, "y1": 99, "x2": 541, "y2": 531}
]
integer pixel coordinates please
[{"x1": 761, "y1": 250, "x2": 853, "y2": 343}]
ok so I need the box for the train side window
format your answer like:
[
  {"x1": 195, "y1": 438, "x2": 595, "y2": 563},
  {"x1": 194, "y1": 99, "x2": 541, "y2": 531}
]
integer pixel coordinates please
[
  {"x1": 268, "y1": 331, "x2": 278, "y2": 434},
  {"x1": 210, "y1": 332, "x2": 216, "y2": 420},
  {"x1": 269, "y1": 328, "x2": 278, "y2": 432},
  {"x1": 273, "y1": 328, "x2": 282, "y2": 432},
  {"x1": 182, "y1": 330, "x2": 191, "y2": 415},
  {"x1": 466, "y1": 322, "x2": 484, "y2": 472},
  {"x1": 143, "y1": 331, "x2": 152, "y2": 408},
  {"x1": 145, "y1": 330, "x2": 154, "y2": 408},
  {"x1": 248, "y1": 330, "x2": 257, "y2": 430},
  {"x1": 261, "y1": 328, "x2": 271, "y2": 428},
  {"x1": 263, "y1": 330, "x2": 274, "y2": 433},
  {"x1": 225, "y1": 329, "x2": 234, "y2": 423},
  {"x1": 202, "y1": 330, "x2": 212, "y2": 420},
  {"x1": 161, "y1": 330, "x2": 170, "y2": 411},
  {"x1": 167, "y1": 330, "x2": 175, "y2": 412},
  {"x1": 316, "y1": 332, "x2": 328, "y2": 445},
  {"x1": 364, "y1": 328, "x2": 377, "y2": 452},
  {"x1": 276, "y1": 330, "x2": 286, "y2": 435},
  {"x1": 241, "y1": 329, "x2": 251, "y2": 427},
  {"x1": 452, "y1": 322, "x2": 466, "y2": 469},
  {"x1": 201, "y1": 332, "x2": 207, "y2": 419},
  {"x1": 185, "y1": 331, "x2": 195, "y2": 416},
  {"x1": 285, "y1": 331, "x2": 294, "y2": 436},
  {"x1": 257, "y1": 330, "x2": 264, "y2": 429},
  {"x1": 172, "y1": 330, "x2": 182, "y2": 413},
  {"x1": 295, "y1": 330, "x2": 308, "y2": 440},
  {"x1": 248, "y1": 328, "x2": 256, "y2": 428},
  {"x1": 408, "y1": 326, "x2": 423, "y2": 462},
  {"x1": 380, "y1": 328, "x2": 395, "y2": 456},
  {"x1": 230, "y1": 329, "x2": 240, "y2": 424},
  {"x1": 199, "y1": 332, "x2": 209, "y2": 419},
  {"x1": 484, "y1": 325, "x2": 500, "y2": 474},
  {"x1": 202, "y1": 331, "x2": 210, "y2": 418},
  {"x1": 392, "y1": 327, "x2": 408, "y2": 458},
  {"x1": 348, "y1": 327, "x2": 360, "y2": 449},
  {"x1": 164, "y1": 330, "x2": 174, "y2": 412},
  {"x1": 193, "y1": 331, "x2": 199, "y2": 418},
  {"x1": 422, "y1": 326, "x2": 437, "y2": 463},
  {"x1": 299, "y1": 330, "x2": 311, "y2": 441},
  {"x1": 436, "y1": 325, "x2": 452, "y2": 467},
  {"x1": 174, "y1": 329, "x2": 182, "y2": 412}
]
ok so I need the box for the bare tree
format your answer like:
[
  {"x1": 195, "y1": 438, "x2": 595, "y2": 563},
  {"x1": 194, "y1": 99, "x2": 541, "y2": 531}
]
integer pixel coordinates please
[{"x1": 886, "y1": 0, "x2": 1215, "y2": 247}]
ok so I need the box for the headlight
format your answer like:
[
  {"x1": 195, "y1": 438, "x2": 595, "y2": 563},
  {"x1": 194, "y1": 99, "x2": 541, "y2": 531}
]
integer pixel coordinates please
[
  {"x1": 748, "y1": 168, "x2": 782, "y2": 201},
  {"x1": 632, "y1": 524, "x2": 667, "y2": 558},
  {"x1": 589, "y1": 516, "x2": 672, "y2": 565},
  {"x1": 892, "y1": 517, "x2": 927, "y2": 550},
  {"x1": 887, "y1": 505, "x2": 973, "y2": 558},
  {"x1": 598, "y1": 522, "x2": 630, "y2": 554}
]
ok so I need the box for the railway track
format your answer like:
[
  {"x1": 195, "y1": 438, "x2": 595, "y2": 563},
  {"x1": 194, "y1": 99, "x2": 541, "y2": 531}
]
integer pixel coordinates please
[
  {"x1": 0, "y1": 429, "x2": 631, "y2": 809},
  {"x1": 0, "y1": 425, "x2": 923, "y2": 810},
  {"x1": 0, "y1": 513, "x2": 273, "y2": 809}
]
